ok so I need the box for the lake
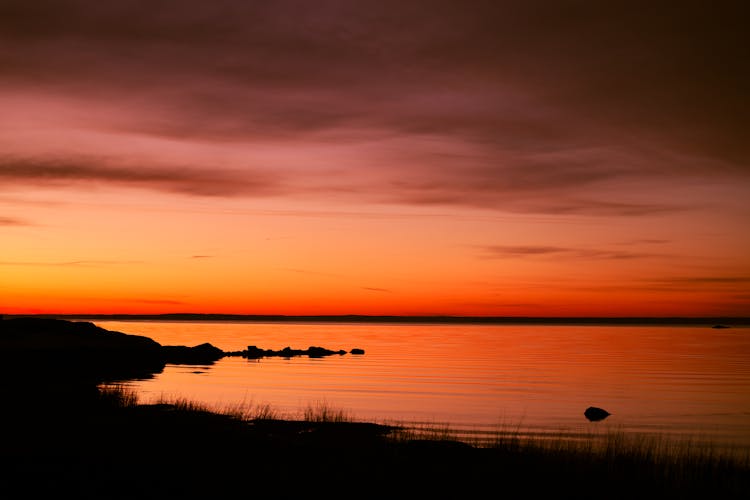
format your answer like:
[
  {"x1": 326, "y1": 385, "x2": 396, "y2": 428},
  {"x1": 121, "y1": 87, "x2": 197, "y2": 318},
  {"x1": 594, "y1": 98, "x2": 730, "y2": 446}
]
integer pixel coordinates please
[{"x1": 95, "y1": 320, "x2": 750, "y2": 450}]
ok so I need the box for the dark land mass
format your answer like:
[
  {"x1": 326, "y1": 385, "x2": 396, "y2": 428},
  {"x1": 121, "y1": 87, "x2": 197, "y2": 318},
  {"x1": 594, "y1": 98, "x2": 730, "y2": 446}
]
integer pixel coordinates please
[
  {"x1": 1, "y1": 317, "x2": 748, "y2": 499},
  {"x1": 7, "y1": 312, "x2": 750, "y2": 326}
]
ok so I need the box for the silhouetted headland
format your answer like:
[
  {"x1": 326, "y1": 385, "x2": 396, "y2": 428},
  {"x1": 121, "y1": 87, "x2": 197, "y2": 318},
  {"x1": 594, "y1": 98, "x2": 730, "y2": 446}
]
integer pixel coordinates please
[
  {"x1": 0, "y1": 316, "x2": 360, "y2": 372},
  {"x1": 0, "y1": 317, "x2": 359, "y2": 419}
]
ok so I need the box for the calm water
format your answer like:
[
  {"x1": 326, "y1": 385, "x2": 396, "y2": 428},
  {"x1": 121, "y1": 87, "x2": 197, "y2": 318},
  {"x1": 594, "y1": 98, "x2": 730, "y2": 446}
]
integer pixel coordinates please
[{"x1": 96, "y1": 321, "x2": 750, "y2": 449}]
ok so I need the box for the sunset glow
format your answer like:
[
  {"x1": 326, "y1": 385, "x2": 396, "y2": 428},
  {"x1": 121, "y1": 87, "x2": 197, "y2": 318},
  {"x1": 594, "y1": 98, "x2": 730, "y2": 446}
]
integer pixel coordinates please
[{"x1": 1, "y1": 1, "x2": 748, "y2": 317}]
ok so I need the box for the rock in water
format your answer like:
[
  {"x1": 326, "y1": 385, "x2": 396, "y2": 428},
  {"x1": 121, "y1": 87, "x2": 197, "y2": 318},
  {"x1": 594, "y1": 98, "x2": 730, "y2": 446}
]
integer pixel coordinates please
[{"x1": 584, "y1": 406, "x2": 611, "y2": 422}]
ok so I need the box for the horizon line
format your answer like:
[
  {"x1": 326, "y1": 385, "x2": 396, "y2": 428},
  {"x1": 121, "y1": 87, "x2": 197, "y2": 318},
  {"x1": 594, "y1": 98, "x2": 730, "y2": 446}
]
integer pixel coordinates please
[{"x1": 3, "y1": 313, "x2": 748, "y2": 325}]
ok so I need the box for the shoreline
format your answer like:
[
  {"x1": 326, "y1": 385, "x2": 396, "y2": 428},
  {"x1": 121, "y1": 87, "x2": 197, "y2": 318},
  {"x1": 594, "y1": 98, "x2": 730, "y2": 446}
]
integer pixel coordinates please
[
  {"x1": 5, "y1": 383, "x2": 750, "y2": 499},
  {"x1": 2, "y1": 317, "x2": 749, "y2": 498}
]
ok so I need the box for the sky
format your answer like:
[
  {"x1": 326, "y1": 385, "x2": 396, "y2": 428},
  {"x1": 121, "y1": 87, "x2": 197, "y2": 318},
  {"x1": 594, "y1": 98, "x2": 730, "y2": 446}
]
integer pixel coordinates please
[{"x1": 1, "y1": 0, "x2": 748, "y2": 317}]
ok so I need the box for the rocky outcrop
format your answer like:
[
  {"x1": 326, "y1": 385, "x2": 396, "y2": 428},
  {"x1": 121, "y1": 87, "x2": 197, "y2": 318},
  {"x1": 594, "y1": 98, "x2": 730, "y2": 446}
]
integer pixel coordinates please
[
  {"x1": 1, "y1": 318, "x2": 362, "y2": 370},
  {"x1": 162, "y1": 342, "x2": 225, "y2": 364},
  {"x1": 227, "y1": 345, "x2": 348, "y2": 359},
  {"x1": 0, "y1": 317, "x2": 230, "y2": 383},
  {"x1": 0, "y1": 317, "x2": 363, "y2": 420}
]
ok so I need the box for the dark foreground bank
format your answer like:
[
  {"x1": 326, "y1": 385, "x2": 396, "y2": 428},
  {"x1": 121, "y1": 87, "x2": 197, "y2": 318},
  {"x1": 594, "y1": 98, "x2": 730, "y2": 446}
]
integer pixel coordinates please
[{"x1": 1, "y1": 318, "x2": 748, "y2": 499}]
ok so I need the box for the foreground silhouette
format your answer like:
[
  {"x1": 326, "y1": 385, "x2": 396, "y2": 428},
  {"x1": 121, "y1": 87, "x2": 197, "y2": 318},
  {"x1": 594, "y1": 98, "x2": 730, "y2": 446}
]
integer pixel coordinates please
[{"x1": 0, "y1": 318, "x2": 747, "y2": 499}]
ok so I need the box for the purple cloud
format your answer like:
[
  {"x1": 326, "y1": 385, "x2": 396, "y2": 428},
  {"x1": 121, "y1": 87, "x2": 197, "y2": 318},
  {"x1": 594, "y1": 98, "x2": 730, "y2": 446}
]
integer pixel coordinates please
[
  {"x1": 0, "y1": 156, "x2": 282, "y2": 197},
  {"x1": 0, "y1": 0, "x2": 746, "y2": 216}
]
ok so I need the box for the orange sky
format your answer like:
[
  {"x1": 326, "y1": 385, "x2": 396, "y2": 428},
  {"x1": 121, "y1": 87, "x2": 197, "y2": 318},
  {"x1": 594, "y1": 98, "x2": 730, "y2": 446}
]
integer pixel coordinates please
[{"x1": 1, "y1": 1, "x2": 748, "y2": 317}]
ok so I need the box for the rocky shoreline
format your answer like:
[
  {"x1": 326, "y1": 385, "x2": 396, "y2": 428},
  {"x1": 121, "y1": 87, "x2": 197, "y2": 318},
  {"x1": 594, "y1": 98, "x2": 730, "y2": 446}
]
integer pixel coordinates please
[{"x1": 0, "y1": 316, "x2": 362, "y2": 378}]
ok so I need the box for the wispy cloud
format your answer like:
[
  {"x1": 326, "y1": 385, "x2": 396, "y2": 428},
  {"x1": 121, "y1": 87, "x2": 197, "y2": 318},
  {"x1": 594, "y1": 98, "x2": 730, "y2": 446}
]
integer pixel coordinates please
[
  {"x1": 0, "y1": 216, "x2": 29, "y2": 226},
  {"x1": 481, "y1": 245, "x2": 659, "y2": 260},
  {"x1": 362, "y1": 287, "x2": 391, "y2": 293},
  {"x1": 0, "y1": 157, "x2": 282, "y2": 197},
  {"x1": 0, "y1": 153, "x2": 695, "y2": 216},
  {"x1": 0, "y1": 260, "x2": 143, "y2": 267},
  {"x1": 377, "y1": 151, "x2": 694, "y2": 216},
  {"x1": 484, "y1": 245, "x2": 565, "y2": 257},
  {"x1": 617, "y1": 239, "x2": 671, "y2": 246},
  {"x1": 574, "y1": 276, "x2": 750, "y2": 294},
  {"x1": 646, "y1": 276, "x2": 750, "y2": 285},
  {"x1": 1, "y1": 1, "x2": 745, "y2": 165},
  {"x1": 0, "y1": 1, "x2": 746, "y2": 218}
]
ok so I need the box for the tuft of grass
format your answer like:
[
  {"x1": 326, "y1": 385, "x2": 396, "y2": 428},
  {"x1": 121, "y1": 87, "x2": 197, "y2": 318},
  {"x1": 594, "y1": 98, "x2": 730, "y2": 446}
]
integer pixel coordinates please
[
  {"x1": 387, "y1": 421, "x2": 457, "y2": 443},
  {"x1": 210, "y1": 397, "x2": 280, "y2": 421},
  {"x1": 480, "y1": 424, "x2": 750, "y2": 492},
  {"x1": 97, "y1": 384, "x2": 140, "y2": 409},
  {"x1": 301, "y1": 400, "x2": 353, "y2": 423},
  {"x1": 223, "y1": 401, "x2": 280, "y2": 421},
  {"x1": 249, "y1": 402, "x2": 280, "y2": 421},
  {"x1": 154, "y1": 394, "x2": 212, "y2": 413}
]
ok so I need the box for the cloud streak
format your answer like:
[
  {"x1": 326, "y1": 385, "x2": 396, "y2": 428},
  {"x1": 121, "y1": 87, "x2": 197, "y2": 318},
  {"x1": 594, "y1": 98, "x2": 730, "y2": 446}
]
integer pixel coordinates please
[
  {"x1": 0, "y1": 260, "x2": 143, "y2": 267},
  {"x1": 482, "y1": 245, "x2": 660, "y2": 261},
  {"x1": 646, "y1": 276, "x2": 750, "y2": 285},
  {"x1": 0, "y1": 216, "x2": 29, "y2": 226},
  {"x1": 0, "y1": 156, "x2": 282, "y2": 197},
  {"x1": 2, "y1": 1, "x2": 746, "y2": 158},
  {"x1": 0, "y1": 1, "x2": 746, "y2": 217}
]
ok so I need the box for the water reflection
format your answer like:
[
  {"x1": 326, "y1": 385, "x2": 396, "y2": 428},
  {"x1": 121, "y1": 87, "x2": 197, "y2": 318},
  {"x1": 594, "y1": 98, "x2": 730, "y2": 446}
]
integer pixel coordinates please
[{"x1": 96, "y1": 321, "x2": 750, "y2": 450}]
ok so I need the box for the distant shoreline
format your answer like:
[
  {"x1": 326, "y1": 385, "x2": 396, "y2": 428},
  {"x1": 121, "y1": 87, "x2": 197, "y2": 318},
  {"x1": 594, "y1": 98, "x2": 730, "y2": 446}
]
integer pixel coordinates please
[{"x1": 4, "y1": 313, "x2": 748, "y2": 326}]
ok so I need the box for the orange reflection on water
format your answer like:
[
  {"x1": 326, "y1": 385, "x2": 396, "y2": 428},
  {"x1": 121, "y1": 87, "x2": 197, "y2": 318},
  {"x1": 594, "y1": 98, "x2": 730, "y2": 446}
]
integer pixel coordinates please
[{"x1": 98, "y1": 321, "x2": 750, "y2": 448}]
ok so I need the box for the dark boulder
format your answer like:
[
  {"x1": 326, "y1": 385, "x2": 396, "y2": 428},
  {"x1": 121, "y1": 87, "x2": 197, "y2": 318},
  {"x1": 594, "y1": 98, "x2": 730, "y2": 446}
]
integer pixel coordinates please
[
  {"x1": 161, "y1": 342, "x2": 224, "y2": 364},
  {"x1": 350, "y1": 348, "x2": 365, "y2": 355},
  {"x1": 242, "y1": 345, "x2": 266, "y2": 358},
  {"x1": 584, "y1": 406, "x2": 611, "y2": 422},
  {"x1": 307, "y1": 346, "x2": 346, "y2": 358}
]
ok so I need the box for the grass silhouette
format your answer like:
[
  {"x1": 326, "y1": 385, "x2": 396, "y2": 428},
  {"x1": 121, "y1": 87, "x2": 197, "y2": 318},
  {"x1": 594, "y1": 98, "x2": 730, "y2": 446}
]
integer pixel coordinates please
[{"x1": 67, "y1": 385, "x2": 749, "y2": 500}]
